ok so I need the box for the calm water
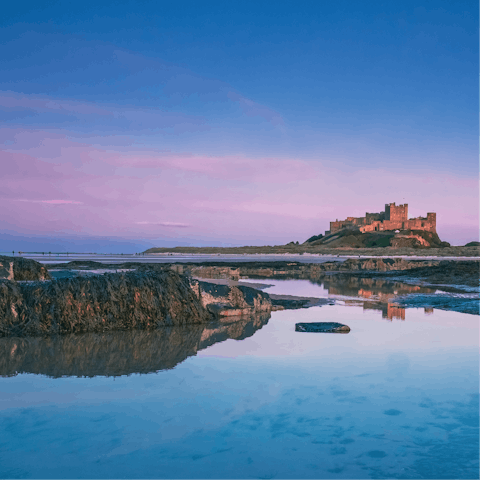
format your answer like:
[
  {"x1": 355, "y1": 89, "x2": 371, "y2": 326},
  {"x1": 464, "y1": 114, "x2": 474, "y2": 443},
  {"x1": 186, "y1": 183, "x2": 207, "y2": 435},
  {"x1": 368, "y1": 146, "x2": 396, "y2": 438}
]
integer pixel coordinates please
[{"x1": 0, "y1": 279, "x2": 478, "y2": 479}]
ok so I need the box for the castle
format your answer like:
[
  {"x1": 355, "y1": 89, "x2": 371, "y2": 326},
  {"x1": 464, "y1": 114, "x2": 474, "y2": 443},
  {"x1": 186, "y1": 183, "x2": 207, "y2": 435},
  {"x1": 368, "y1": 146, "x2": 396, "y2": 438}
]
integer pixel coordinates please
[{"x1": 325, "y1": 203, "x2": 436, "y2": 235}]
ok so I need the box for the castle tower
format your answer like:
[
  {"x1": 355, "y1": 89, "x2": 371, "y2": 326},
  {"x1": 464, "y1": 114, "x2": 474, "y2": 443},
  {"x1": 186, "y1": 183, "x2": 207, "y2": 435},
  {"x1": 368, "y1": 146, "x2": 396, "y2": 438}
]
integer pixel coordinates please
[
  {"x1": 426, "y1": 212, "x2": 436, "y2": 232},
  {"x1": 385, "y1": 203, "x2": 408, "y2": 223}
]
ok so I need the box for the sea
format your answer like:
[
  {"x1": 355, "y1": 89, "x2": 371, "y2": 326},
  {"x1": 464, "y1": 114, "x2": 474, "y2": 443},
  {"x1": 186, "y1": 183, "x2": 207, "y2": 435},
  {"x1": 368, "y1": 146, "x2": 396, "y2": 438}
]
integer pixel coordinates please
[{"x1": 0, "y1": 262, "x2": 478, "y2": 479}]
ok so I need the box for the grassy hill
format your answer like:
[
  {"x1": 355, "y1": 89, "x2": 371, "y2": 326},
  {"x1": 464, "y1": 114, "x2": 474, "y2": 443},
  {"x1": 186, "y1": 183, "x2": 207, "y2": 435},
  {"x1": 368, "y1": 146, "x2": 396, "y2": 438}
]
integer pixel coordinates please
[{"x1": 304, "y1": 228, "x2": 450, "y2": 249}]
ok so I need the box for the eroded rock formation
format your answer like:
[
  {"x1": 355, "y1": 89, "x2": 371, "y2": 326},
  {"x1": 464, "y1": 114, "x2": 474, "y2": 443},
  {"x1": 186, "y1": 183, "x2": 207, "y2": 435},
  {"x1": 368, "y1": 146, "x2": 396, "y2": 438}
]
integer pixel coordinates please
[
  {"x1": 192, "y1": 280, "x2": 272, "y2": 317},
  {"x1": 0, "y1": 271, "x2": 211, "y2": 337},
  {"x1": 177, "y1": 258, "x2": 439, "y2": 282},
  {"x1": 0, "y1": 256, "x2": 51, "y2": 281},
  {"x1": 0, "y1": 257, "x2": 280, "y2": 337}
]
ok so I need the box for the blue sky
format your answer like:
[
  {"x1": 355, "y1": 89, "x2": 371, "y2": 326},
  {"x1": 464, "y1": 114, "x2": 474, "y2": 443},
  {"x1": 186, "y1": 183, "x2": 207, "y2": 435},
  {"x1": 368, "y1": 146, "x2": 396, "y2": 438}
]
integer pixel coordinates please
[{"x1": 0, "y1": 0, "x2": 478, "y2": 251}]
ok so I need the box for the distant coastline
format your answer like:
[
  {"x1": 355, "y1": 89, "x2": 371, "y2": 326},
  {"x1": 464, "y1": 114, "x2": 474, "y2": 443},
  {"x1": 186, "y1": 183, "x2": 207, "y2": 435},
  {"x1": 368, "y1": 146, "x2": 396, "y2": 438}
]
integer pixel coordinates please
[{"x1": 143, "y1": 245, "x2": 480, "y2": 257}]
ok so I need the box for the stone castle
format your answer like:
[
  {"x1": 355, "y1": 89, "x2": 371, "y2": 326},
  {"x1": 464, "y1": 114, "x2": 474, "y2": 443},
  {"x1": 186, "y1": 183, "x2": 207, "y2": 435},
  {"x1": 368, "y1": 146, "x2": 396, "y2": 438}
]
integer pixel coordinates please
[{"x1": 326, "y1": 203, "x2": 436, "y2": 235}]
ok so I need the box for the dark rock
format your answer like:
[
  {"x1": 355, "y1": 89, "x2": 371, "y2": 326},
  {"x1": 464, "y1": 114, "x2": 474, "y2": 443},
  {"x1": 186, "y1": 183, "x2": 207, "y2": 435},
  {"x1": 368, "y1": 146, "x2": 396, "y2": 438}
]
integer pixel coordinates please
[
  {"x1": 177, "y1": 259, "x2": 479, "y2": 293},
  {"x1": 0, "y1": 270, "x2": 211, "y2": 337},
  {"x1": 269, "y1": 295, "x2": 333, "y2": 309},
  {"x1": 295, "y1": 322, "x2": 350, "y2": 333},
  {"x1": 0, "y1": 256, "x2": 51, "y2": 282},
  {"x1": 395, "y1": 293, "x2": 479, "y2": 316},
  {"x1": 388, "y1": 260, "x2": 480, "y2": 288},
  {"x1": 193, "y1": 280, "x2": 272, "y2": 318}
]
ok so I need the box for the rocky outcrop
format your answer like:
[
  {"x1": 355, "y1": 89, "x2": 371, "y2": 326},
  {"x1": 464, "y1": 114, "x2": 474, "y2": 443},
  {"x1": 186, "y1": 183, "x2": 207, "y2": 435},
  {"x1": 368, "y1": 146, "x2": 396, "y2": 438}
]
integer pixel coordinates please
[
  {"x1": 0, "y1": 256, "x2": 280, "y2": 337},
  {"x1": 175, "y1": 265, "x2": 240, "y2": 280},
  {"x1": 46, "y1": 257, "x2": 445, "y2": 280},
  {"x1": 269, "y1": 294, "x2": 333, "y2": 310},
  {"x1": 394, "y1": 293, "x2": 479, "y2": 316},
  {"x1": 0, "y1": 271, "x2": 211, "y2": 337},
  {"x1": 338, "y1": 258, "x2": 437, "y2": 272},
  {"x1": 372, "y1": 260, "x2": 480, "y2": 289},
  {"x1": 0, "y1": 256, "x2": 51, "y2": 282},
  {"x1": 295, "y1": 322, "x2": 350, "y2": 333},
  {"x1": 177, "y1": 258, "x2": 439, "y2": 282},
  {"x1": 391, "y1": 234, "x2": 430, "y2": 248},
  {"x1": 191, "y1": 280, "x2": 272, "y2": 317}
]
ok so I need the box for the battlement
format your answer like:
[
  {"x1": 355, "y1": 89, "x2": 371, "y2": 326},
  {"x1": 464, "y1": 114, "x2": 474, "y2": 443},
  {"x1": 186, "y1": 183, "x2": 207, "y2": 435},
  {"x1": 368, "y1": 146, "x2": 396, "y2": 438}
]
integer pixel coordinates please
[
  {"x1": 385, "y1": 203, "x2": 408, "y2": 223},
  {"x1": 326, "y1": 203, "x2": 436, "y2": 235}
]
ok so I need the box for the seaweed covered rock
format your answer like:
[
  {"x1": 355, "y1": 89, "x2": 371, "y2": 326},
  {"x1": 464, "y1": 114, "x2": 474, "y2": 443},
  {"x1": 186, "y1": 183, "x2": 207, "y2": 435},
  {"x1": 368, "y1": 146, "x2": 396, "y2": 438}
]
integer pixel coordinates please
[
  {"x1": 0, "y1": 270, "x2": 211, "y2": 337},
  {"x1": 295, "y1": 322, "x2": 350, "y2": 333},
  {"x1": 0, "y1": 256, "x2": 51, "y2": 282},
  {"x1": 192, "y1": 280, "x2": 272, "y2": 317}
]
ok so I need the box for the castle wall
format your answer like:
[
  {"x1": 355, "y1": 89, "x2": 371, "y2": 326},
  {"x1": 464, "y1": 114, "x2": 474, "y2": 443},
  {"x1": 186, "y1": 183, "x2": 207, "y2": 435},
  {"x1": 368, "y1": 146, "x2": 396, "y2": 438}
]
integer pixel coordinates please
[
  {"x1": 382, "y1": 220, "x2": 403, "y2": 230},
  {"x1": 330, "y1": 216, "x2": 365, "y2": 233},
  {"x1": 330, "y1": 221, "x2": 344, "y2": 233},
  {"x1": 327, "y1": 204, "x2": 436, "y2": 236},
  {"x1": 403, "y1": 214, "x2": 436, "y2": 232},
  {"x1": 360, "y1": 221, "x2": 381, "y2": 233},
  {"x1": 366, "y1": 212, "x2": 384, "y2": 224}
]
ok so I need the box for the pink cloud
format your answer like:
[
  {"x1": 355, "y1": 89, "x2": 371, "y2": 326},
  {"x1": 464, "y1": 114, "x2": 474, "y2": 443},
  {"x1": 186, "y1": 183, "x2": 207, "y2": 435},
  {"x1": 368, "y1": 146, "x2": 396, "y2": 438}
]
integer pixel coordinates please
[
  {"x1": 2, "y1": 128, "x2": 314, "y2": 182},
  {"x1": 13, "y1": 199, "x2": 84, "y2": 205},
  {"x1": 105, "y1": 151, "x2": 314, "y2": 183},
  {"x1": 1, "y1": 129, "x2": 478, "y2": 245},
  {"x1": 135, "y1": 222, "x2": 190, "y2": 228}
]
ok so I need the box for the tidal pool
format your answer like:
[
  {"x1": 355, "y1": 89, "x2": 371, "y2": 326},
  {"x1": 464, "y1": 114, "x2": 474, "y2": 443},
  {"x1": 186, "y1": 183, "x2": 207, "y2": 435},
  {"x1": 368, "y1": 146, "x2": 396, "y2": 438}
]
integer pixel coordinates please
[{"x1": 0, "y1": 279, "x2": 478, "y2": 479}]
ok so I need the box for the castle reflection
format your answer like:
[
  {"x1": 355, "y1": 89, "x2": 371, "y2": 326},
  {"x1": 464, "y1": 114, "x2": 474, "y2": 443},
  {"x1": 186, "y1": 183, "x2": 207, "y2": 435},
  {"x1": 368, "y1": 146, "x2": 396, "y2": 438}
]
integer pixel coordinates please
[
  {"x1": 320, "y1": 276, "x2": 436, "y2": 321},
  {"x1": 344, "y1": 299, "x2": 434, "y2": 320}
]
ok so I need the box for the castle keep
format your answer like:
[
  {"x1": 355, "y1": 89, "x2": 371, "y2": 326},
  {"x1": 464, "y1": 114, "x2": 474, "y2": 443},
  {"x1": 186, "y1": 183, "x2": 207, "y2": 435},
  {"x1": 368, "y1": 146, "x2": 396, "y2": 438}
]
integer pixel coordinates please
[{"x1": 326, "y1": 203, "x2": 436, "y2": 235}]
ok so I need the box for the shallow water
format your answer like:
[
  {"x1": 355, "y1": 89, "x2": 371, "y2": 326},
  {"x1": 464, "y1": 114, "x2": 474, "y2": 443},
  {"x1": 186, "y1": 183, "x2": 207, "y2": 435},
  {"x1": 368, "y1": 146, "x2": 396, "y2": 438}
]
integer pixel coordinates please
[
  {"x1": 16, "y1": 253, "x2": 345, "y2": 265},
  {"x1": 0, "y1": 280, "x2": 478, "y2": 479},
  {"x1": 7, "y1": 252, "x2": 479, "y2": 265}
]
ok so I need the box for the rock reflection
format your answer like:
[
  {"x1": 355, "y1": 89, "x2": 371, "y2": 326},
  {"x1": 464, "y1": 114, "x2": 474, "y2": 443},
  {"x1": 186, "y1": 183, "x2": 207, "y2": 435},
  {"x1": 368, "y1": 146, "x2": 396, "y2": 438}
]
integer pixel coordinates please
[{"x1": 0, "y1": 312, "x2": 270, "y2": 378}]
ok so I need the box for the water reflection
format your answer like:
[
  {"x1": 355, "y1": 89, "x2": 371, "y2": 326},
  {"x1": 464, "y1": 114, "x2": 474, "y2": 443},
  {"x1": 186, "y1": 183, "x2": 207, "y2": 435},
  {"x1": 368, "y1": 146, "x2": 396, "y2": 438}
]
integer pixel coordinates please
[
  {"x1": 0, "y1": 296, "x2": 477, "y2": 478},
  {"x1": 345, "y1": 299, "x2": 436, "y2": 320},
  {"x1": 244, "y1": 274, "x2": 439, "y2": 321},
  {"x1": 322, "y1": 276, "x2": 438, "y2": 320},
  {"x1": 0, "y1": 312, "x2": 270, "y2": 378},
  {"x1": 320, "y1": 275, "x2": 436, "y2": 300}
]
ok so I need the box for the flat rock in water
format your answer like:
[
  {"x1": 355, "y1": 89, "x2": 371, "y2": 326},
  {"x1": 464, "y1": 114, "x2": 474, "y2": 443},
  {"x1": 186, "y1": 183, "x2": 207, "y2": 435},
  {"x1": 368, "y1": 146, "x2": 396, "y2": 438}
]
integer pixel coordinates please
[{"x1": 295, "y1": 322, "x2": 350, "y2": 333}]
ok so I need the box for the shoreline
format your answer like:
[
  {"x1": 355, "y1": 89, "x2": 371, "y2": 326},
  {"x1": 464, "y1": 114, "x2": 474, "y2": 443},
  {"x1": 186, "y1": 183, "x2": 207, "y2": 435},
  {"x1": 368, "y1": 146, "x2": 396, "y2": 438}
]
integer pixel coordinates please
[
  {"x1": 44, "y1": 256, "x2": 478, "y2": 316},
  {"x1": 142, "y1": 244, "x2": 480, "y2": 257},
  {"x1": 12, "y1": 252, "x2": 480, "y2": 265},
  {"x1": 1, "y1": 255, "x2": 478, "y2": 339}
]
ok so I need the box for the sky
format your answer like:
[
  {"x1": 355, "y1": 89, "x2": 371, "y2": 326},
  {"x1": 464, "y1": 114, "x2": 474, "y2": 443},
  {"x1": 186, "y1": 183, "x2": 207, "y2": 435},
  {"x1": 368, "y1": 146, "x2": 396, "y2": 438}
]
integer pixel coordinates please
[{"x1": 1, "y1": 0, "x2": 478, "y2": 252}]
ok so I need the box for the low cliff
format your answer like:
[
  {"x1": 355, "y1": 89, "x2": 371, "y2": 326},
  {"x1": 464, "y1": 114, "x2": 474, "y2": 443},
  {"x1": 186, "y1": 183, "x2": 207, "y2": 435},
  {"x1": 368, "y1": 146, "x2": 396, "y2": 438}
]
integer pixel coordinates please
[
  {"x1": 0, "y1": 256, "x2": 278, "y2": 337},
  {"x1": 0, "y1": 270, "x2": 211, "y2": 337},
  {"x1": 192, "y1": 280, "x2": 272, "y2": 317}
]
